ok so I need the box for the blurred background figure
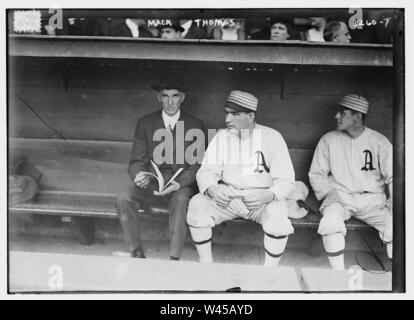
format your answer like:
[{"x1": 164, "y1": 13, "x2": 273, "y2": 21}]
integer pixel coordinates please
[
  {"x1": 94, "y1": 18, "x2": 155, "y2": 38},
  {"x1": 269, "y1": 19, "x2": 292, "y2": 41},
  {"x1": 305, "y1": 17, "x2": 327, "y2": 42},
  {"x1": 180, "y1": 19, "x2": 211, "y2": 39},
  {"x1": 45, "y1": 17, "x2": 96, "y2": 36},
  {"x1": 324, "y1": 20, "x2": 351, "y2": 43},
  {"x1": 246, "y1": 17, "x2": 294, "y2": 40},
  {"x1": 212, "y1": 18, "x2": 245, "y2": 40},
  {"x1": 158, "y1": 19, "x2": 184, "y2": 39}
]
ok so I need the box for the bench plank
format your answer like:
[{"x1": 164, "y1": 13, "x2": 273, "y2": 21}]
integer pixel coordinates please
[
  {"x1": 9, "y1": 137, "x2": 371, "y2": 231},
  {"x1": 9, "y1": 191, "x2": 370, "y2": 230}
]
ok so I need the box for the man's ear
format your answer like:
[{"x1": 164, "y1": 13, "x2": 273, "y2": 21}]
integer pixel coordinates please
[
  {"x1": 156, "y1": 92, "x2": 162, "y2": 102},
  {"x1": 248, "y1": 112, "x2": 256, "y2": 122},
  {"x1": 180, "y1": 92, "x2": 186, "y2": 103},
  {"x1": 351, "y1": 111, "x2": 362, "y2": 123}
]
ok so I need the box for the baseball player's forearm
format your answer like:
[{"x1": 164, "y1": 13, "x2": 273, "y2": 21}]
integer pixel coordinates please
[
  {"x1": 309, "y1": 138, "x2": 333, "y2": 200},
  {"x1": 267, "y1": 132, "x2": 295, "y2": 200},
  {"x1": 386, "y1": 182, "x2": 393, "y2": 210},
  {"x1": 381, "y1": 143, "x2": 393, "y2": 186},
  {"x1": 309, "y1": 172, "x2": 332, "y2": 200},
  {"x1": 269, "y1": 178, "x2": 295, "y2": 200},
  {"x1": 380, "y1": 140, "x2": 393, "y2": 210},
  {"x1": 197, "y1": 170, "x2": 220, "y2": 195},
  {"x1": 196, "y1": 132, "x2": 223, "y2": 195},
  {"x1": 388, "y1": 183, "x2": 393, "y2": 199}
]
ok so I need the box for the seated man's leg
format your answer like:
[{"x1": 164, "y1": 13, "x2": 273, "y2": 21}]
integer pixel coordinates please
[
  {"x1": 318, "y1": 202, "x2": 348, "y2": 270},
  {"x1": 116, "y1": 185, "x2": 148, "y2": 258},
  {"x1": 187, "y1": 193, "x2": 236, "y2": 263},
  {"x1": 355, "y1": 205, "x2": 393, "y2": 259},
  {"x1": 260, "y1": 200, "x2": 294, "y2": 267},
  {"x1": 187, "y1": 194, "x2": 214, "y2": 263},
  {"x1": 167, "y1": 186, "x2": 196, "y2": 260}
]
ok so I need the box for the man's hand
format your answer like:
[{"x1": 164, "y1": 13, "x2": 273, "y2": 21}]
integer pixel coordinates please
[
  {"x1": 207, "y1": 185, "x2": 231, "y2": 209},
  {"x1": 243, "y1": 190, "x2": 274, "y2": 211},
  {"x1": 134, "y1": 172, "x2": 151, "y2": 189},
  {"x1": 154, "y1": 181, "x2": 180, "y2": 197}
]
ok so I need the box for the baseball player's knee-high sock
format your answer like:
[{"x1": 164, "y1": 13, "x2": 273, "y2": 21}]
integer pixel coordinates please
[
  {"x1": 263, "y1": 233, "x2": 288, "y2": 267},
  {"x1": 386, "y1": 243, "x2": 393, "y2": 259},
  {"x1": 323, "y1": 233, "x2": 345, "y2": 270},
  {"x1": 189, "y1": 226, "x2": 213, "y2": 263}
]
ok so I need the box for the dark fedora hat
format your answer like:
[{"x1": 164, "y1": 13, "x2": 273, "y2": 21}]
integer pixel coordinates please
[
  {"x1": 150, "y1": 76, "x2": 187, "y2": 92},
  {"x1": 157, "y1": 19, "x2": 184, "y2": 33}
]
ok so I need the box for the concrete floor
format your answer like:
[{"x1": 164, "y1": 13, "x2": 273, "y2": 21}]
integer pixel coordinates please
[
  {"x1": 9, "y1": 219, "x2": 393, "y2": 293},
  {"x1": 9, "y1": 232, "x2": 391, "y2": 272},
  {"x1": 8, "y1": 213, "x2": 393, "y2": 292}
]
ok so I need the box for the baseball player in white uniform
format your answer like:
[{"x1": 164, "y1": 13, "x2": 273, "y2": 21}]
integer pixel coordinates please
[
  {"x1": 187, "y1": 90, "x2": 295, "y2": 266},
  {"x1": 309, "y1": 94, "x2": 393, "y2": 270}
]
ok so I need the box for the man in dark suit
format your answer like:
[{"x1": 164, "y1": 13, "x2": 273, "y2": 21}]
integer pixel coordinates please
[{"x1": 116, "y1": 77, "x2": 204, "y2": 260}]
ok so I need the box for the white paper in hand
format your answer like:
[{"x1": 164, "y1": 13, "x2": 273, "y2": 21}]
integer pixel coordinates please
[{"x1": 138, "y1": 160, "x2": 183, "y2": 192}]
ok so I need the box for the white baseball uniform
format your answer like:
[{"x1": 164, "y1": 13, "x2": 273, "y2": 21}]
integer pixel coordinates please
[
  {"x1": 187, "y1": 123, "x2": 296, "y2": 237},
  {"x1": 309, "y1": 127, "x2": 393, "y2": 242}
]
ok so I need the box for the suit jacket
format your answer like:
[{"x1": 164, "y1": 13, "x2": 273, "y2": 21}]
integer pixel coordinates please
[{"x1": 128, "y1": 110, "x2": 205, "y2": 189}]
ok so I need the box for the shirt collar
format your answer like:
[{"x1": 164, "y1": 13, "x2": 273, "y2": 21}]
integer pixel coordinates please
[{"x1": 162, "y1": 110, "x2": 181, "y2": 129}]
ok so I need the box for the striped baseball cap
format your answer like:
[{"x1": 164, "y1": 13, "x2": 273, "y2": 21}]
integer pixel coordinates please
[
  {"x1": 225, "y1": 90, "x2": 259, "y2": 113},
  {"x1": 338, "y1": 94, "x2": 369, "y2": 114}
]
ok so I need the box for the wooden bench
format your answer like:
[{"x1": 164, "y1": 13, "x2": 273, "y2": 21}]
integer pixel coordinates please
[{"x1": 9, "y1": 137, "x2": 370, "y2": 245}]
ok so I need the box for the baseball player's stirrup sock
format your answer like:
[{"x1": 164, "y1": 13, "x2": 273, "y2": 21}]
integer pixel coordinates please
[
  {"x1": 323, "y1": 233, "x2": 345, "y2": 270},
  {"x1": 263, "y1": 232, "x2": 288, "y2": 266},
  {"x1": 190, "y1": 226, "x2": 213, "y2": 263}
]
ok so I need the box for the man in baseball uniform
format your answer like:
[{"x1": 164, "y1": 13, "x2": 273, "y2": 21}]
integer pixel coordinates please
[
  {"x1": 187, "y1": 90, "x2": 295, "y2": 266},
  {"x1": 309, "y1": 94, "x2": 393, "y2": 270}
]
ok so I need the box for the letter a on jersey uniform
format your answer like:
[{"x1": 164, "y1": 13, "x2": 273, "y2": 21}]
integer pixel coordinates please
[{"x1": 361, "y1": 149, "x2": 376, "y2": 171}]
